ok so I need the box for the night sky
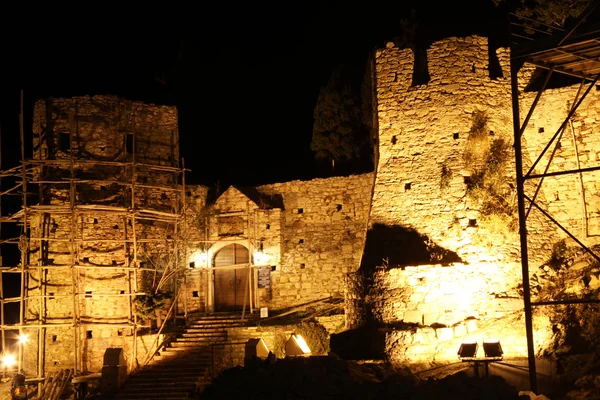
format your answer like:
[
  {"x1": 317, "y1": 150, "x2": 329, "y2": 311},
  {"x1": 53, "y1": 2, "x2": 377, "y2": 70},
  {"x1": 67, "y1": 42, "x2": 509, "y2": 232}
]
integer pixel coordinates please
[{"x1": 1, "y1": 1, "x2": 504, "y2": 189}]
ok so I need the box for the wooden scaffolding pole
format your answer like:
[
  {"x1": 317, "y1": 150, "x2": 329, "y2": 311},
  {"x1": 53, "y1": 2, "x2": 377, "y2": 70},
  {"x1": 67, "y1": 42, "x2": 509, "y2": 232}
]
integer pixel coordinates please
[
  {"x1": 68, "y1": 109, "x2": 79, "y2": 374},
  {"x1": 0, "y1": 123, "x2": 5, "y2": 356},
  {"x1": 181, "y1": 159, "x2": 188, "y2": 321},
  {"x1": 18, "y1": 90, "x2": 27, "y2": 373},
  {"x1": 130, "y1": 110, "x2": 138, "y2": 371}
]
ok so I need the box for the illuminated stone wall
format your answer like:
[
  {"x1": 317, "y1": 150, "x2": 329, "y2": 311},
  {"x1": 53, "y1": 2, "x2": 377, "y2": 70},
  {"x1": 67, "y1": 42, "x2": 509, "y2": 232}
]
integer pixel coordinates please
[
  {"x1": 372, "y1": 262, "x2": 552, "y2": 365},
  {"x1": 33, "y1": 95, "x2": 179, "y2": 166},
  {"x1": 257, "y1": 174, "x2": 373, "y2": 309},
  {"x1": 356, "y1": 34, "x2": 600, "y2": 366},
  {"x1": 371, "y1": 35, "x2": 551, "y2": 265},
  {"x1": 520, "y1": 87, "x2": 600, "y2": 245},
  {"x1": 23, "y1": 95, "x2": 182, "y2": 375}
]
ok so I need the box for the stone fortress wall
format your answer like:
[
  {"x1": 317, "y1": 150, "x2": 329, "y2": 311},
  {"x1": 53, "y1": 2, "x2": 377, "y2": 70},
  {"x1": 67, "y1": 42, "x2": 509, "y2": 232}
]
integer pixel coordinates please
[
  {"x1": 23, "y1": 95, "x2": 183, "y2": 374},
  {"x1": 256, "y1": 174, "x2": 373, "y2": 309},
  {"x1": 17, "y1": 35, "x2": 600, "y2": 376},
  {"x1": 347, "y1": 35, "x2": 600, "y2": 366}
]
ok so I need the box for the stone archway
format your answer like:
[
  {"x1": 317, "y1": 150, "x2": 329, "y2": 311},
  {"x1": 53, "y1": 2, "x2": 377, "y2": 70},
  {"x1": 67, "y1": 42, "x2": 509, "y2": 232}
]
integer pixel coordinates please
[{"x1": 213, "y1": 243, "x2": 249, "y2": 311}]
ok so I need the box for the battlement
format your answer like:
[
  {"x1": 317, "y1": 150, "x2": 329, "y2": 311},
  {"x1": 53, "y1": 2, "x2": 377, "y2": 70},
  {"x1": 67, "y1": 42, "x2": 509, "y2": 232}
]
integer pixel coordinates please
[{"x1": 375, "y1": 35, "x2": 511, "y2": 90}]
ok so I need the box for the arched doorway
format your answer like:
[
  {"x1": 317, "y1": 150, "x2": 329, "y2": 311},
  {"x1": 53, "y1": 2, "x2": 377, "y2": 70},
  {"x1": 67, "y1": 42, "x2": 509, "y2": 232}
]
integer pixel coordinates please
[{"x1": 213, "y1": 244, "x2": 249, "y2": 311}]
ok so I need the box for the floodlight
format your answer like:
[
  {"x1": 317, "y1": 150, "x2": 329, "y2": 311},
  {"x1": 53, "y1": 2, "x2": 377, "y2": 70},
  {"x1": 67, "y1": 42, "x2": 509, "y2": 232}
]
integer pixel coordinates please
[
  {"x1": 285, "y1": 334, "x2": 311, "y2": 357},
  {"x1": 457, "y1": 341, "x2": 478, "y2": 360},
  {"x1": 18, "y1": 334, "x2": 28, "y2": 344},
  {"x1": 2, "y1": 354, "x2": 15, "y2": 368},
  {"x1": 483, "y1": 340, "x2": 503, "y2": 359},
  {"x1": 245, "y1": 338, "x2": 269, "y2": 359}
]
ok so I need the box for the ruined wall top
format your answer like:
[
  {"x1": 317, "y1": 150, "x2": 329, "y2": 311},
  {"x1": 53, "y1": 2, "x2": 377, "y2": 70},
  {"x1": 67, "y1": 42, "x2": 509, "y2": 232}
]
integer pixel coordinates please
[{"x1": 32, "y1": 95, "x2": 179, "y2": 167}]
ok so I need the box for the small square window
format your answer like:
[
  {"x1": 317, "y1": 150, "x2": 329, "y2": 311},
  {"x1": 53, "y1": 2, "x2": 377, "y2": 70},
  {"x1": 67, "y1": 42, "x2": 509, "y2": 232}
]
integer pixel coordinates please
[
  {"x1": 86, "y1": 330, "x2": 93, "y2": 339},
  {"x1": 120, "y1": 290, "x2": 125, "y2": 295},
  {"x1": 336, "y1": 204, "x2": 342, "y2": 212},
  {"x1": 468, "y1": 219, "x2": 477, "y2": 227},
  {"x1": 189, "y1": 262, "x2": 196, "y2": 268},
  {"x1": 297, "y1": 208, "x2": 303, "y2": 214},
  {"x1": 298, "y1": 239, "x2": 304, "y2": 244},
  {"x1": 49, "y1": 292, "x2": 55, "y2": 300},
  {"x1": 300, "y1": 263, "x2": 305, "y2": 269},
  {"x1": 52, "y1": 335, "x2": 57, "y2": 342},
  {"x1": 83, "y1": 257, "x2": 89, "y2": 263},
  {"x1": 93, "y1": 218, "x2": 98, "y2": 224},
  {"x1": 404, "y1": 183, "x2": 412, "y2": 191},
  {"x1": 192, "y1": 291, "x2": 199, "y2": 298},
  {"x1": 59, "y1": 133, "x2": 70, "y2": 151},
  {"x1": 538, "y1": 127, "x2": 545, "y2": 133},
  {"x1": 453, "y1": 133, "x2": 459, "y2": 140},
  {"x1": 85, "y1": 291, "x2": 92, "y2": 298},
  {"x1": 271, "y1": 265, "x2": 277, "y2": 272},
  {"x1": 126, "y1": 134, "x2": 134, "y2": 154},
  {"x1": 266, "y1": 224, "x2": 270, "y2": 230}
]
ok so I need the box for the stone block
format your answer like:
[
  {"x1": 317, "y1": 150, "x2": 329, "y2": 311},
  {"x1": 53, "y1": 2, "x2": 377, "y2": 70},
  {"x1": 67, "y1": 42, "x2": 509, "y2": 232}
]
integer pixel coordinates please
[
  {"x1": 436, "y1": 327, "x2": 453, "y2": 341},
  {"x1": 403, "y1": 310, "x2": 422, "y2": 324},
  {"x1": 423, "y1": 313, "x2": 441, "y2": 326},
  {"x1": 466, "y1": 318, "x2": 478, "y2": 333}
]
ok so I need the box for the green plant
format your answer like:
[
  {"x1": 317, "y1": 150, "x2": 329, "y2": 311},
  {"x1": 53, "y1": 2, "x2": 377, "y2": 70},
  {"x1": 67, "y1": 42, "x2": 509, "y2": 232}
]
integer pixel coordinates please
[
  {"x1": 132, "y1": 290, "x2": 172, "y2": 321},
  {"x1": 548, "y1": 239, "x2": 570, "y2": 271},
  {"x1": 464, "y1": 110, "x2": 491, "y2": 166},
  {"x1": 296, "y1": 320, "x2": 330, "y2": 355},
  {"x1": 272, "y1": 329, "x2": 287, "y2": 358},
  {"x1": 466, "y1": 137, "x2": 515, "y2": 220}
]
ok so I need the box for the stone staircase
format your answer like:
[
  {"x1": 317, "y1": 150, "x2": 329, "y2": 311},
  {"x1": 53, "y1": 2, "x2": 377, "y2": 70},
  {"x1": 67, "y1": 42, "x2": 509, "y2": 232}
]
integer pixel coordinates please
[{"x1": 114, "y1": 314, "x2": 248, "y2": 400}]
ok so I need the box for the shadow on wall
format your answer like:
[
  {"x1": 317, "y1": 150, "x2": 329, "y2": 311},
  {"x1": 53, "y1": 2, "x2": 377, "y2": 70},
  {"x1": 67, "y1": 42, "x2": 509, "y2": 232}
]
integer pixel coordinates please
[{"x1": 360, "y1": 223, "x2": 462, "y2": 272}]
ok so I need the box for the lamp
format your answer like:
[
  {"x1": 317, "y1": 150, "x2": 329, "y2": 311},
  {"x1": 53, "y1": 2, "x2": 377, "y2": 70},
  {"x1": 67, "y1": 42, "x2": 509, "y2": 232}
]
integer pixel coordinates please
[
  {"x1": 190, "y1": 251, "x2": 208, "y2": 268},
  {"x1": 2, "y1": 354, "x2": 15, "y2": 369},
  {"x1": 457, "y1": 341, "x2": 478, "y2": 360},
  {"x1": 254, "y1": 251, "x2": 268, "y2": 265},
  {"x1": 483, "y1": 340, "x2": 503, "y2": 360},
  {"x1": 285, "y1": 334, "x2": 311, "y2": 357}
]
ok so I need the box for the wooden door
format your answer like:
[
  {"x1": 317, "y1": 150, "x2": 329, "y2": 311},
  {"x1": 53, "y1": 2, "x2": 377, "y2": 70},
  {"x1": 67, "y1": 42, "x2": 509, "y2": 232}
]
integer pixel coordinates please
[{"x1": 214, "y1": 244, "x2": 249, "y2": 311}]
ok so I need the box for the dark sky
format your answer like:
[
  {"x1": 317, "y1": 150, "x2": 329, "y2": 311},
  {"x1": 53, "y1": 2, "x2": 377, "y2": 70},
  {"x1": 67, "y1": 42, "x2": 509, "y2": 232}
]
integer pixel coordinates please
[{"x1": 1, "y1": 1, "x2": 503, "y2": 189}]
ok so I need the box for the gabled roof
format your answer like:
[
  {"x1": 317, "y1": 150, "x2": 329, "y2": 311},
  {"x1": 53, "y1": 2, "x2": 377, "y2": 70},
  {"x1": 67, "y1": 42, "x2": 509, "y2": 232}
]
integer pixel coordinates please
[{"x1": 211, "y1": 185, "x2": 283, "y2": 210}]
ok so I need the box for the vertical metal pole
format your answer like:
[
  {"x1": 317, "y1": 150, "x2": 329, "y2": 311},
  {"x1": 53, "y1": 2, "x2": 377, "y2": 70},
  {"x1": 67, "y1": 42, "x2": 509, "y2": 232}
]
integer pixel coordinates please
[{"x1": 510, "y1": 51, "x2": 538, "y2": 392}]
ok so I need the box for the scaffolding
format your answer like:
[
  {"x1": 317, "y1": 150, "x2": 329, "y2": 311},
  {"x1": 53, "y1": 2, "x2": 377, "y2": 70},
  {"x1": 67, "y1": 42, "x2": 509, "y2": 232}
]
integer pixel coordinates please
[
  {"x1": 0, "y1": 94, "x2": 189, "y2": 377},
  {"x1": 509, "y1": 1, "x2": 600, "y2": 392}
]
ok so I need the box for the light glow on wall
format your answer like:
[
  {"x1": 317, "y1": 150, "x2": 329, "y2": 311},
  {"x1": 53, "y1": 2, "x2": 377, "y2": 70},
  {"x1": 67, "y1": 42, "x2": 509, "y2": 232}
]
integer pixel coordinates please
[
  {"x1": 191, "y1": 251, "x2": 209, "y2": 268},
  {"x1": 2, "y1": 354, "x2": 15, "y2": 368},
  {"x1": 253, "y1": 251, "x2": 269, "y2": 265}
]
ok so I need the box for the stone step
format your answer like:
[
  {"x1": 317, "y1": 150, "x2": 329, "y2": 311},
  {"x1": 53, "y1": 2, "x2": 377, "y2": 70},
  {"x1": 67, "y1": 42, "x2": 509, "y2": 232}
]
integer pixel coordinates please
[
  {"x1": 120, "y1": 380, "x2": 196, "y2": 389},
  {"x1": 186, "y1": 323, "x2": 240, "y2": 329},
  {"x1": 115, "y1": 389, "x2": 194, "y2": 400},
  {"x1": 175, "y1": 331, "x2": 227, "y2": 341},
  {"x1": 170, "y1": 341, "x2": 227, "y2": 348},
  {"x1": 153, "y1": 352, "x2": 212, "y2": 360},
  {"x1": 135, "y1": 367, "x2": 208, "y2": 376}
]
